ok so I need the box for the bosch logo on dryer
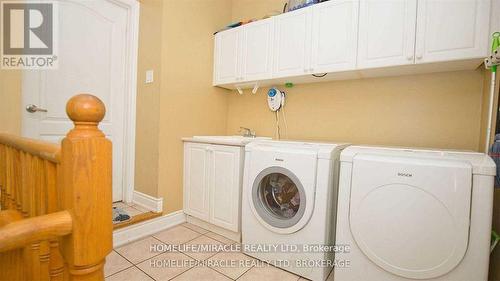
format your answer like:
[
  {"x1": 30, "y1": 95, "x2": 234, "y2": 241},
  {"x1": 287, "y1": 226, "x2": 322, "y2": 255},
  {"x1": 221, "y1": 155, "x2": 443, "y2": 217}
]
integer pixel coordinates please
[{"x1": 397, "y1": 172, "x2": 413, "y2": 178}]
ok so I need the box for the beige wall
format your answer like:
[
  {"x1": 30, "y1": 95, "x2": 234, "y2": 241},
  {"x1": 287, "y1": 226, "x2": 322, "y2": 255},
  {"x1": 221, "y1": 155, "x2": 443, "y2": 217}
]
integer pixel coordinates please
[
  {"x1": 227, "y1": 70, "x2": 485, "y2": 151},
  {"x1": 156, "y1": 0, "x2": 231, "y2": 213},
  {"x1": 0, "y1": 0, "x2": 21, "y2": 134},
  {"x1": 231, "y1": 0, "x2": 284, "y2": 22},
  {"x1": 0, "y1": 70, "x2": 22, "y2": 134},
  {"x1": 134, "y1": 0, "x2": 163, "y2": 197}
]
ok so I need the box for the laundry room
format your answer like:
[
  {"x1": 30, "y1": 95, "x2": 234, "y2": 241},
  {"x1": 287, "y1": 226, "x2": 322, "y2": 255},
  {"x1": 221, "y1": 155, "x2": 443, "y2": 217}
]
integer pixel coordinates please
[{"x1": 0, "y1": 0, "x2": 499, "y2": 280}]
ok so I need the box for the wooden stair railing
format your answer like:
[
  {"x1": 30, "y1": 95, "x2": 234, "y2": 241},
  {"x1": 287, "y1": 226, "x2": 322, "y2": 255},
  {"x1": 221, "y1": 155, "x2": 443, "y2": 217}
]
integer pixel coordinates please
[{"x1": 0, "y1": 94, "x2": 113, "y2": 281}]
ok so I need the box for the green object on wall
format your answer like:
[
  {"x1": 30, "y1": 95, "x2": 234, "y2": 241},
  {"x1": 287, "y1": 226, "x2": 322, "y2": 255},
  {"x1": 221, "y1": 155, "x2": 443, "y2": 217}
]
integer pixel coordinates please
[
  {"x1": 491, "y1": 32, "x2": 500, "y2": 73},
  {"x1": 492, "y1": 230, "x2": 500, "y2": 253}
]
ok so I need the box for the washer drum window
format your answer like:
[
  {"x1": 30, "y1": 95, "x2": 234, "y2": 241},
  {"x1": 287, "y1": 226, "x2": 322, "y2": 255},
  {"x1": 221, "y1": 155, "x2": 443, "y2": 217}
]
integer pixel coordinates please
[{"x1": 251, "y1": 167, "x2": 307, "y2": 229}]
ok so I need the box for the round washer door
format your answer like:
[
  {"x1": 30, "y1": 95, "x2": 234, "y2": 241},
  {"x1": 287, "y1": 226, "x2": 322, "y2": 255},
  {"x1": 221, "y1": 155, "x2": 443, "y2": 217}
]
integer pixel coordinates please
[
  {"x1": 349, "y1": 154, "x2": 472, "y2": 279},
  {"x1": 250, "y1": 166, "x2": 314, "y2": 234}
]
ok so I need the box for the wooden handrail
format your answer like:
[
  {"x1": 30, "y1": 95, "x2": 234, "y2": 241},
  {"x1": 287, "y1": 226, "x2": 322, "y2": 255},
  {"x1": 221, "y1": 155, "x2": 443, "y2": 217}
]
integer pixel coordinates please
[
  {"x1": 60, "y1": 94, "x2": 112, "y2": 281},
  {"x1": 0, "y1": 211, "x2": 72, "y2": 252},
  {"x1": 0, "y1": 133, "x2": 60, "y2": 163},
  {"x1": 0, "y1": 93, "x2": 113, "y2": 281},
  {"x1": 0, "y1": 210, "x2": 23, "y2": 227}
]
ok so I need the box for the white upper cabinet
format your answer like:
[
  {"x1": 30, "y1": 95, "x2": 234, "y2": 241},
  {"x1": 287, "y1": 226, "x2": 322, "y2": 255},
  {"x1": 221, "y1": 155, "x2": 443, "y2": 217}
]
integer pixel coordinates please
[
  {"x1": 213, "y1": 28, "x2": 241, "y2": 85},
  {"x1": 212, "y1": 0, "x2": 492, "y2": 89},
  {"x1": 311, "y1": 0, "x2": 359, "y2": 73},
  {"x1": 357, "y1": 0, "x2": 417, "y2": 68},
  {"x1": 274, "y1": 8, "x2": 312, "y2": 78},
  {"x1": 241, "y1": 19, "x2": 275, "y2": 81},
  {"x1": 415, "y1": 0, "x2": 490, "y2": 64}
]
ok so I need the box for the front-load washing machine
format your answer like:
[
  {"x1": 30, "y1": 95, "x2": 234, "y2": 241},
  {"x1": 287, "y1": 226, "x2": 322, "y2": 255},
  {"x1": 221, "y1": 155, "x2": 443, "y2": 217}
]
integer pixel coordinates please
[
  {"x1": 242, "y1": 140, "x2": 348, "y2": 281},
  {"x1": 334, "y1": 146, "x2": 496, "y2": 281}
]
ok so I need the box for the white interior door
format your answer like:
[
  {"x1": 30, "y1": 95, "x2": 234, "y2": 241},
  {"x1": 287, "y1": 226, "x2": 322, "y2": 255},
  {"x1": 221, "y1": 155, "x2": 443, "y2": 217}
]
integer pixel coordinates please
[{"x1": 22, "y1": 0, "x2": 136, "y2": 202}]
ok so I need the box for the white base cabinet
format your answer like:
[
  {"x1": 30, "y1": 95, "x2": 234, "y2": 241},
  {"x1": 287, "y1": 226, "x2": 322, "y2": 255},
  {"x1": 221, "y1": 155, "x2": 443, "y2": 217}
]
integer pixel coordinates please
[{"x1": 184, "y1": 142, "x2": 243, "y2": 233}]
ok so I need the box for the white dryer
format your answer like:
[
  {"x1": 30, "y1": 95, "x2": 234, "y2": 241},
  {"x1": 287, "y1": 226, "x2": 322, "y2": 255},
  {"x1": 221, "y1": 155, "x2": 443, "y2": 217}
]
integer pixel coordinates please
[
  {"x1": 334, "y1": 146, "x2": 496, "y2": 281},
  {"x1": 242, "y1": 140, "x2": 348, "y2": 281}
]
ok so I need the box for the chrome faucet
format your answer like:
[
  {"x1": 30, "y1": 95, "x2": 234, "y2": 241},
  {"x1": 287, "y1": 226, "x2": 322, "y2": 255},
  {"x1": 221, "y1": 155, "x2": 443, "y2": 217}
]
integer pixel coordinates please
[{"x1": 239, "y1": 127, "x2": 256, "y2": 138}]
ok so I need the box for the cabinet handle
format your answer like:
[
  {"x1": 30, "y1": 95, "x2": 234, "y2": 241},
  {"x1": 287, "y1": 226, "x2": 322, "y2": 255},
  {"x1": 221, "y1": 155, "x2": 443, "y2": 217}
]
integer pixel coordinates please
[
  {"x1": 407, "y1": 55, "x2": 413, "y2": 61},
  {"x1": 416, "y1": 54, "x2": 423, "y2": 60}
]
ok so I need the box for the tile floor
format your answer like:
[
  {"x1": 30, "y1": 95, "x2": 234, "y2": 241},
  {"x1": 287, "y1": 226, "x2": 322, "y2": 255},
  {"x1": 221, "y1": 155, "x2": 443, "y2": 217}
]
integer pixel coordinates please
[
  {"x1": 106, "y1": 223, "x2": 332, "y2": 281},
  {"x1": 113, "y1": 201, "x2": 151, "y2": 219}
]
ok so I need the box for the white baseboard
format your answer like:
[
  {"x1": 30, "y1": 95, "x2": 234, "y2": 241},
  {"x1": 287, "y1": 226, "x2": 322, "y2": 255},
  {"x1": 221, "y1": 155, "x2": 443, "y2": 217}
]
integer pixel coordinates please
[
  {"x1": 113, "y1": 210, "x2": 185, "y2": 248},
  {"x1": 132, "y1": 191, "x2": 163, "y2": 213}
]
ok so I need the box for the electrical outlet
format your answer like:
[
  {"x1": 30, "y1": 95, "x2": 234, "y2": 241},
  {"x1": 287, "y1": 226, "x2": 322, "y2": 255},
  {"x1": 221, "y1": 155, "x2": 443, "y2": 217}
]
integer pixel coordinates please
[{"x1": 145, "y1": 70, "x2": 154, "y2": 84}]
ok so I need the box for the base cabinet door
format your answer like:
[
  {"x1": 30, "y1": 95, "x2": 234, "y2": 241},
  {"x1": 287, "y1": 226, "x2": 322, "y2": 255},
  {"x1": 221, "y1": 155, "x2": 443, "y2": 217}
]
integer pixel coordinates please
[
  {"x1": 209, "y1": 145, "x2": 242, "y2": 232},
  {"x1": 183, "y1": 143, "x2": 210, "y2": 221},
  {"x1": 357, "y1": 0, "x2": 417, "y2": 68},
  {"x1": 415, "y1": 0, "x2": 490, "y2": 63}
]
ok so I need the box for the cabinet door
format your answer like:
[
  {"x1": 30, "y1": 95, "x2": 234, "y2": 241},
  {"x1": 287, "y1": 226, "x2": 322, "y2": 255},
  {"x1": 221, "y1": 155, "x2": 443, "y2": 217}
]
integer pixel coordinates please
[
  {"x1": 310, "y1": 0, "x2": 359, "y2": 73},
  {"x1": 213, "y1": 28, "x2": 242, "y2": 85},
  {"x1": 357, "y1": 0, "x2": 417, "y2": 68},
  {"x1": 184, "y1": 143, "x2": 210, "y2": 221},
  {"x1": 241, "y1": 18, "x2": 274, "y2": 81},
  {"x1": 274, "y1": 8, "x2": 312, "y2": 78},
  {"x1": 415, "y1": 0, "x2": 490, "y2": 64},
  {"x1": 209, "y1": 145, "x2": 242, "y2": 232}
]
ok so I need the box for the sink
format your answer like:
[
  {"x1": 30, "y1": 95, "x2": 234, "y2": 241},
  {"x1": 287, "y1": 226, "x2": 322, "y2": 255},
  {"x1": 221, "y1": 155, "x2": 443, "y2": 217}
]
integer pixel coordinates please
[{"x1": 192, "y1": 135, "x2": 272, "y2": 145}]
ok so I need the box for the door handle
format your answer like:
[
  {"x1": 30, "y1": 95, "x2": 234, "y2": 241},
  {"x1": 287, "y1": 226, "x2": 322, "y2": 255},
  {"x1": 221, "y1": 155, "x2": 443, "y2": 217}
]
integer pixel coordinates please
[{"x1": 26, "y1": 104, "x2": 48, "y2": 113}]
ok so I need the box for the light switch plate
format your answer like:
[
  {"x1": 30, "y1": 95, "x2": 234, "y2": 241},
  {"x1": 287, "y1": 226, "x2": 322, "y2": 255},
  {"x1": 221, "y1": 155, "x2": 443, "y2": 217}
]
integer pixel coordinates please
[{"x1": 145, "y1": 70, "x2": 154, "y2": 84}]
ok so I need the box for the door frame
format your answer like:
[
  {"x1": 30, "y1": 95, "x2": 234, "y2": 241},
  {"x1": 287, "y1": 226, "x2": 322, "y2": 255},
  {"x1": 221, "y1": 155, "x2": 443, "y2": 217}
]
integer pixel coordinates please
[
  {"x1": 21, "y1": 0, "x2": 140, "y2": 203},
  {"x1": 113, "y1": 0, "x2": 139, "y2": 203}
]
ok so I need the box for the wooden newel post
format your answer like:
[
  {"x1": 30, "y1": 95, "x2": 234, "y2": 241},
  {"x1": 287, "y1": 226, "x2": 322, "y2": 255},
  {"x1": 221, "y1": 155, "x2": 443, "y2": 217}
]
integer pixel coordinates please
[{"x1": 60, "y1": 94, "x2": 112, "y2": 281}]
